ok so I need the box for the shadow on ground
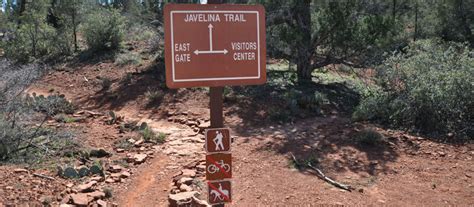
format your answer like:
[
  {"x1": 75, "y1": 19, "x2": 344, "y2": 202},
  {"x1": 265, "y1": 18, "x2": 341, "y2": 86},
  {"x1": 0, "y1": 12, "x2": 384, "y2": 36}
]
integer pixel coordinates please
[
  {"x1": 227, "y1": 71, "x2": 399, "y2": 178},
  {"x1": 234, "y1": 117, "x2": 400, "y2": 179}
]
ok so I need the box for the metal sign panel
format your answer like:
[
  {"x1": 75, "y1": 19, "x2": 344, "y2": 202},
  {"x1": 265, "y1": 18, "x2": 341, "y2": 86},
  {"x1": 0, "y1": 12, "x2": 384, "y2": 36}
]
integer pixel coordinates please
[
  {"x1": 208, "y1": 180, "x2": 232, "y2": 205},
  {"x1": 205, "y1": 128, "x2": 231, "y2": 153},
  {"x1": 206, "y1": 153, "x2": 232, "y2": 180},
  {"x1": 164, "y1": 4, "x2": 266, "y2": 88}
]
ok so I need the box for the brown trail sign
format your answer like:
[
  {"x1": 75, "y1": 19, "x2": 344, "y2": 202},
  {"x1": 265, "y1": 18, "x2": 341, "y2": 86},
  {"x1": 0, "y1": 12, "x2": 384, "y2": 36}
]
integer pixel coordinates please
[
  {"x1": 206, "y1": 128, "x2": 231, "y2": 153},
  {"x1": 208, "y1": 180, "x2": 232, "y2": 205},
  {"x1": 164, "y1": 4, "x2": 266, "y2": 88},
  {"x1": 164, "y1": 3, "x2": 266, "y2": 206},
  {"x1": 206, "y1": 153, "x2": 232, "y2": 181}
]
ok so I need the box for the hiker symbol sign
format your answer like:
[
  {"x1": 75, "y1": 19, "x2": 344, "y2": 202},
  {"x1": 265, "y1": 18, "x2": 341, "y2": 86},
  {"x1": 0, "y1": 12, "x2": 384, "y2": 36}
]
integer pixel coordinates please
[{"x1": 205, "y1": 128, "x2": 231, "y2": 153}]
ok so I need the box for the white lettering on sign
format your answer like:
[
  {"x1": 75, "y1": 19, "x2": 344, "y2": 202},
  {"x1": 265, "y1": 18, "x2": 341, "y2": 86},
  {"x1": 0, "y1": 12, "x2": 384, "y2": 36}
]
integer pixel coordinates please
[
  {"x1": 168, "y1": 9, "x2": 263, "y2": 84},
  {"x1": 233, "y1": 52, "x2": 255, "y2": 61},
  {"x1": 224, "y1": 14, "x2": 246, "y2": 22},
  {"x1": 175, "y1": 54, "x2": 191, "y2": 62},
  {"x1": 184, "y1": 14, "x2": 221, "y2": 22},
  {"x1": 231, "y1": 42, "x2": 257, "y2": 61},
  {"x1": 174, "y1": 43, "x2": 190, "y2": 52},
  {"x1": 231, "y1": 42, "x2": 257, "y2": 50}
]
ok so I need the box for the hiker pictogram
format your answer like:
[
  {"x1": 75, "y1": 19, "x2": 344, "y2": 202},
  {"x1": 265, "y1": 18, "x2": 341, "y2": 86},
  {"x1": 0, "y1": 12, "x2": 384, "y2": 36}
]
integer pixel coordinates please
[{"x1": 206, "y1": 128, "x2": 231, "y2": 153}]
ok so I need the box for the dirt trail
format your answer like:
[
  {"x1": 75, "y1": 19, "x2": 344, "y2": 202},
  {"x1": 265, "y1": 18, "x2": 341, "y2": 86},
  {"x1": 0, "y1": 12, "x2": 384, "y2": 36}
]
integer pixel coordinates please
[
  {"x1": 20, "y1": 63, "x2": 473, "y2": 206},
  {"x1": 115, "y1": 114, "x2": 207, "y2": 206},
  {"x1": 119, "y1": 154, "x2": 170, "y2": 207}
]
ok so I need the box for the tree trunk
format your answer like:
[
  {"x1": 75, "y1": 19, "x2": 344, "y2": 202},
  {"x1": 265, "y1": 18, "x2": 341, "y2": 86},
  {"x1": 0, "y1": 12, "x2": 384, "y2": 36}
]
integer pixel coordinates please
[
  {"x1": 392, "y1": 0, "x2": 397, "y2": 19},
  {"x1": 32, "y1": 23, "x2": 38, "y2": 57},
  {"x1": 414, "y1": 1, "x2": 418, "y2": 41},
  {"x1": 457, "y1": 0, "x2": 473, "y2": 46},
  {"x1": 17, "y1": 0, "x2": 26, "y2": 25},
  {"x1": 294, "y1": 0, "x2": 313, "y2": 83},
  {"x1": 72, "y1": 10, "x2": 78, "y2": 52}
]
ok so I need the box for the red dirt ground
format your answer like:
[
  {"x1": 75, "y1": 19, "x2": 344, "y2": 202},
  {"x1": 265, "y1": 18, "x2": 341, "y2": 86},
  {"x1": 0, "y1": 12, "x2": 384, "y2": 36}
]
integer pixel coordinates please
[{"x1": 1, "y1": 57, "x2": 472, "y2": 207}]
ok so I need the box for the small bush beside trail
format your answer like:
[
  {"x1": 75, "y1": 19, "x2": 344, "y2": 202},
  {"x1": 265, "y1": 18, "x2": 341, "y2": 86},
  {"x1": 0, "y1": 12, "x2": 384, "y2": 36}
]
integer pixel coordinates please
[
  {"x1": 115, "y1": 52, "x2": 141, "y2": 66},
  {"x1": 82, "y1": 8, "x2": 125, "y2": 52},
  {"x1": 0, "y1": 60, "x2": 79, "y2": 164},
  {"x1": 354, "y1": 40, "x2": 473, "y2": 140}
]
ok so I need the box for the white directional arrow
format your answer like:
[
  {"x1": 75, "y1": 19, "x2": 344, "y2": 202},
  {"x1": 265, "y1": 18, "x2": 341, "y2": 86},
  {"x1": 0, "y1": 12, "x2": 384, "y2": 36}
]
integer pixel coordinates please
[
  {"x1": 192, "y1": 24, "x2": 228, "y2": 56},
  {"x1": 208, "y1": 24, "x2": 214, "y2": 51},
  {"x1": 194, "y1": 49, "x2": 228, "y2": 55}
]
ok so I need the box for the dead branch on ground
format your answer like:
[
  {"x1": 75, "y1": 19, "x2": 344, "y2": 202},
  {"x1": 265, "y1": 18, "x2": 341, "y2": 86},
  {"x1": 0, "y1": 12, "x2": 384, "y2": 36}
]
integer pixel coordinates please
[{"x1": 290, "y1": 152, "x2": 352, "y2": 192}]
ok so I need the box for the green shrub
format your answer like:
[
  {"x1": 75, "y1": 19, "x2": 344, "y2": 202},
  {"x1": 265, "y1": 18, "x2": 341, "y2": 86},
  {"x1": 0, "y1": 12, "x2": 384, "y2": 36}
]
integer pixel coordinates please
[
  {"x1": 100, "y1": 77, "x2": 112, "y2": 91},
  {"x1": 82, "y1": 8, "x2": 125, "y2": 51},
  {"x1": 27, "y1": 93, "x2": 75, "y2": 116},
  {"x1": 103, "y1": 187, "x2": 113, "y2": 198},
  {"x1": 145, "y1": 88, "x2": 164, "y2": 103},
  {"x1": 354, "y1": 39, "x2": 473, "y2": 139},
  {"x1": 126, "y1": 24, "x2": 157, "y2": 42},
  {"x1": 113, "y1": 138, "x2": 134, "y2": 150},
  {"x1": 54, "y1": 114, "x2": 80, "y2": 123},
  {"x1": 115, "y1": 52, "x2": 141, "y2": 66},
  {"x1": 0, "y1": 115, "x2": 77, "y2": 163},
  {"x1": 355, "y1": 129, "x2": 384, "y2": 146},
  {"x1": 141, "y1": 126, "x2": 166, "y2": 144},
  {"x1": 5, "y1": 23, "x2": 70, "y2": 62}
]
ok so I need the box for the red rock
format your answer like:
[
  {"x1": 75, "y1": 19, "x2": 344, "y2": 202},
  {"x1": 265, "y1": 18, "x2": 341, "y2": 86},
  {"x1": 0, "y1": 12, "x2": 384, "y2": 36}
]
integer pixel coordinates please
[
  {"x1": 133, "y1": 154, "x2": 148, "y2": 164},
  {"x1": 97, "y1": 199, "x2": 108, "y2": 207},
  {"x1": 13, "y1": 168, "x2": 29, "y2": 173},
  {"x1": 108, "y1": 165, "x2": 123, "y2": 173},
  {"x1": 87, "y1": 191, "x2": 105, "y2": 199},
  {"x1": 71, "y1": 193, "x2": 91, "y2": 206},
  {"x1": 121, "y1": 171, "x2": 131, "y2": 178},
  {"x1": 77, "y1": 181, "x2": 97, "y2": 193},
  {"x1": 181, "y1": 169, "x2": 196, "y2": 178}
]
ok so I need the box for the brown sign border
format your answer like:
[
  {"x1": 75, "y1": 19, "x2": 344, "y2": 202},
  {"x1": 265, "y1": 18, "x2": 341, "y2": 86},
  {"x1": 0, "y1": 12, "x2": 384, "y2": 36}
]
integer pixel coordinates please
[
  {"x1": 205, "y1": 128, "x2": 231, "y2": 153},
  {"x1": 207, "y1": 180, "x2": 232, "y2": 205},
  {"x1": 164, "y1": 4, "x2": 267, "y2": 88},
  {"x1": 206, "y1": 153, "x2": 232, "y2": 181}
]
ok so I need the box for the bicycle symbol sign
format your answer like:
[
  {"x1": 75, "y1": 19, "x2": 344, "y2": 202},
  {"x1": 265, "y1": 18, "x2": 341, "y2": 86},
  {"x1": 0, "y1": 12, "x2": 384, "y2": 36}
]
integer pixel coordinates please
[{"x1": 206, "y1": 153, "x2": 232, "y2": 180}]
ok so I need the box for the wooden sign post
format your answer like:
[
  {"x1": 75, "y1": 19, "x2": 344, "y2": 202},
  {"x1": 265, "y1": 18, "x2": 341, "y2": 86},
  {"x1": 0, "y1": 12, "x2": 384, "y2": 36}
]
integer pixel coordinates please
[{"x1": 164, "y1": 1, "x2": 266, "y2": 205}]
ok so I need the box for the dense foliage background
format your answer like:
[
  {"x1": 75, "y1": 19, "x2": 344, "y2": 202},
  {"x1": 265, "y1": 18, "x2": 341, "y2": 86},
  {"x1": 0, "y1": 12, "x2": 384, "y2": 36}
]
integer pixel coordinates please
[{"x1": 0, "y1": 0, "x2": 472, "y2": 151}]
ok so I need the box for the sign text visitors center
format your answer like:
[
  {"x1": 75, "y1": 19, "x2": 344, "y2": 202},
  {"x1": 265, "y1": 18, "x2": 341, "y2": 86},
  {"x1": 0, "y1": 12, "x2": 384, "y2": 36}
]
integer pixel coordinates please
[{"x1": 164, "y1": 4, "x2": 266, "y2": 88}]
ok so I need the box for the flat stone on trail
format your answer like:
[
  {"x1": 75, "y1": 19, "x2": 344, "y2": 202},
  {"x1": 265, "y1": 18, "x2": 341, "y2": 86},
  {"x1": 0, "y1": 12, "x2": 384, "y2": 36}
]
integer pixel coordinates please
[
  {"x1": 121, "y1": 171, "x2": 131, "y2": 178},
  {"x1": 134, "y1": 139, "x2": 144, "y2": 146},
  {"x1": 71, "y1": 193, "x2": 91, "y2": 206},
  {"x1": 110, "y1": 173, "x2": 122, "y2": 178},
  {"x1": 178, "y1": 177, "x2": 193, "y2": 185},
  {"x1": 109, "y1": 165, "x2": 123, "y2": 173},
  {"x1": 87, "y1": 191, "x2": 105, "y2": 199},
  {"x1": 13, "y1": 168, "x2": 29, "y2": 173},
  {"x1": 90, "y1": 176, "x2": 105, "y2": 182},
  {"x1": 97, "y1": 199, "x2": 108, "y2": 207},
  {"x1": 181, "y1": 169, "x2": 196, "y2": 178},
  {"x1": 168, "y1": 191, "x2": 199, "y2": 207},
  {"x1": 192, "y1": 196, "x2": 211, "y2": 207},
  {"x1": 77, "y1": 181, "x2": 97, "y2": 193},
  {"x1": 198, "y1": 121, "x2": 210, "y2": 129},
  {"x1": 196, "y1": 165, "x2": 206, "y2": 172},
  {"x1": 179, "y1": 184, "x2": 193, "y2": 192},
  {"x1": 134, "y1": 154, "x2": 148, "y2": 164}
]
